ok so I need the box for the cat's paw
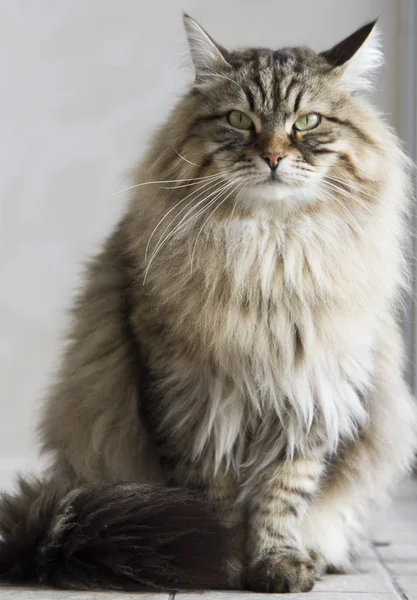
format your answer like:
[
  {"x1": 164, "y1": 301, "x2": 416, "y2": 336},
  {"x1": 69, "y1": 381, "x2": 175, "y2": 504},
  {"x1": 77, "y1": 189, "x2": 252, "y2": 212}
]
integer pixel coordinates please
[
  {"x1": 224, "y1": 555, "x2": 245, "y2": 589},
  {"x1": 309, "y1": 549, "x2": 328, "y2": 579},
  {"x1": 246, "y1": 549, "x2": 315, "y2": 593}
]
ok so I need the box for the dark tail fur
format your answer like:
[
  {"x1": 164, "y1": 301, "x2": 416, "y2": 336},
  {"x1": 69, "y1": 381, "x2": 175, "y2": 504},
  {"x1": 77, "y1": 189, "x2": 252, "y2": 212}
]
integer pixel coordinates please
[{"x1": 0, "y1": 478, "x2": 233, "y2": 591}]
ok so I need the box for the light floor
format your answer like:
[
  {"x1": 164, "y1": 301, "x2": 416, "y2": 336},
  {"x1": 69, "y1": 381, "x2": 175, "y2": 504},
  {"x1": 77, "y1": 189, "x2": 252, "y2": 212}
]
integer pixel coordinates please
[{"x1": 1, "y1": 479, "x2": 416, "y2": 600}]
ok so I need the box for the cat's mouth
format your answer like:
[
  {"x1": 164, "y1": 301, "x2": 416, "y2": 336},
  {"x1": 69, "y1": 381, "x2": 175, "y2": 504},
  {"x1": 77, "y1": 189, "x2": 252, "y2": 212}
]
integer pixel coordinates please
[{"x1": 258, "y1": 172, "x2": 285, "y2": 185}]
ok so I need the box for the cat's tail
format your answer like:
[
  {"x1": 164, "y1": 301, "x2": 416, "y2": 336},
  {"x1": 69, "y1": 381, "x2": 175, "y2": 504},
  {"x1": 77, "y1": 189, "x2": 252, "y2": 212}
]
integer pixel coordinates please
[{"x1": 0, "y1": 477, "x2": 233, "y2": 591}]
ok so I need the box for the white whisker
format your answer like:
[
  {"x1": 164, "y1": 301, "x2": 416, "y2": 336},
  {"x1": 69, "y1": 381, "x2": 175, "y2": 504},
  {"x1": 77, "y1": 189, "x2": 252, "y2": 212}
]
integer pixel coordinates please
[
  {"x1": 190, "y1": 182, "x2": 244, "y2": 274},
  {"x1": 158, "y1": 178, "x2": 221, "y2": 190},
  {"x1": 322, "y1": 179, "x2": 377, "y2": 218},
  {"x1": 145, "y1": 175, "x2": 227, "y2": 261},
  {"x1": 145, "y1": 178, "x2": 231, "y2": 266},
  {"x1": 323, "y1": 174, "x2": 380, "y2": 202},
  {"x1": 303, "y1": 163, "x2": 381, "y2": 202},
  {"x1": 111, "y1": 172, "x2": 226, "y2": 195},
  {"x1": 316, "y1": 183, "x2": 362, "y2": 226},
  {"x1": 173, "y1": 147, "x2": 207, "y2": 168},
  {"x1": 143, "y1": 179, "x2": 235, "y2": 283},
  {"x1": 229, "y1": 183, "x2": 248, "y2": 221},
  {"x1": 169, "y1": 180, "x2": 236, "y2": 241}
]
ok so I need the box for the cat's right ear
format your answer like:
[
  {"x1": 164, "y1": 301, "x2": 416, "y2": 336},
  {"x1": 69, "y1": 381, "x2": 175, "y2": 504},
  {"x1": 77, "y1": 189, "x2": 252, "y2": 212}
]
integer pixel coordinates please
[{"x1": 183, "y1": 14, "x2": 230, "y2": 75}]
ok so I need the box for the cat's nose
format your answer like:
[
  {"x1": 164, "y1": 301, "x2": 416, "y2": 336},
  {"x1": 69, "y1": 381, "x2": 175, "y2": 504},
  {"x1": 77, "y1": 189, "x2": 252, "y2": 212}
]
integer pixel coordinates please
[{"x1": 262, "y1": 151, "x2": 287, "y2": 171}]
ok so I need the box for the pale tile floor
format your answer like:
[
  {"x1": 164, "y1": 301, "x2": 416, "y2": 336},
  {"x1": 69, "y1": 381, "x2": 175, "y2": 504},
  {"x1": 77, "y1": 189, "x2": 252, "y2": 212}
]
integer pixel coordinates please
[{"x1": 1, "y1": 479, "x2": 416, "y2": 600}]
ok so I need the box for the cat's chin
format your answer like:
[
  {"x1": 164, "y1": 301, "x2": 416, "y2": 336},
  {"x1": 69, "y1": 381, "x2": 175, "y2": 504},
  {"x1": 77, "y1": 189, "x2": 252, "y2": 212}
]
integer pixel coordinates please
[{"x1": 241, "y1": 181, "x2": 318, "y2": 211}]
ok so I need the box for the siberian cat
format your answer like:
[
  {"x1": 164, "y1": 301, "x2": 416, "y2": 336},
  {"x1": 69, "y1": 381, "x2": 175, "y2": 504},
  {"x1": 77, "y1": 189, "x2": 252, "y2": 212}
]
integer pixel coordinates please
[{"x1": 0, "y1": 15, "x2": 416, "y2": 594}]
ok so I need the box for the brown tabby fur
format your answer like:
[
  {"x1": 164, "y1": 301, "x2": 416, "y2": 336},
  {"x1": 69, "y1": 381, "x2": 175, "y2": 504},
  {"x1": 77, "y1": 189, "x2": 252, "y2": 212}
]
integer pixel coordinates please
[{"x1": 0, "y1": 16, "x2": 416, "y2": 594}]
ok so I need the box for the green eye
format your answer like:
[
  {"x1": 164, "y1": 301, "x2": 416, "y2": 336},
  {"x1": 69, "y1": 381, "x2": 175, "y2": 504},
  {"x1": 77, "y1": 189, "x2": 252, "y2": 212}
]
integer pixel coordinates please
[
  {"x1": 228, "y1": 110, "x2": 253, "y2": 130},
  {"x1": 294, "y1": 113, "x2": 321, "y2": 132}
]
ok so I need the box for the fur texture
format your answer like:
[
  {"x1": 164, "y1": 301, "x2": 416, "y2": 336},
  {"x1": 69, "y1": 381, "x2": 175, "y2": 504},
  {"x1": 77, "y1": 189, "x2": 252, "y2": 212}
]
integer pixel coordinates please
[
  {"x1": 1, "y1": 15, "x2": 416, "y2": 594},
  {"x1": 0, "y1": 478, "x2": 232, "y2": 590}
]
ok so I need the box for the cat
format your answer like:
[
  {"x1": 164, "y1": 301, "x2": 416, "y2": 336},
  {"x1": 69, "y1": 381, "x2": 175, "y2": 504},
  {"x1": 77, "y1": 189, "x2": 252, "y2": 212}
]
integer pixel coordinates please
[{"x1": 0, "y1": 14, "x2": 416, "y2": 594}]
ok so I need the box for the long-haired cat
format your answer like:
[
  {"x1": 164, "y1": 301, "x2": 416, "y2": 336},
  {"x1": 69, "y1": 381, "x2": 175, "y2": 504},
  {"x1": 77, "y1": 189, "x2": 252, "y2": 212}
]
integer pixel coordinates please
[{"x1": 0, "y1": 15, "x2": 416, "y2": 594}]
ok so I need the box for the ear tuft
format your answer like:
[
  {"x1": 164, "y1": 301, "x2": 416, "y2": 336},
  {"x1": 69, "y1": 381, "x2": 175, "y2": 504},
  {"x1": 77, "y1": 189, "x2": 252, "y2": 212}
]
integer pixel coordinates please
[
  {"x1": 183, "y1": 14, "x2": 229, "y2": 74},
  {"x1": 321, "y1": 20, "x2": 383, "y2": 91}
]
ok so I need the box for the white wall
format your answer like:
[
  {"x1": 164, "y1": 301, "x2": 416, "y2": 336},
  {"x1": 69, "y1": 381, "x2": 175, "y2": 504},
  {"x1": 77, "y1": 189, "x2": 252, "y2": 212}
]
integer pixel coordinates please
[{"x1": 0, "y1": 0, "x2": 401, "y2": 473}]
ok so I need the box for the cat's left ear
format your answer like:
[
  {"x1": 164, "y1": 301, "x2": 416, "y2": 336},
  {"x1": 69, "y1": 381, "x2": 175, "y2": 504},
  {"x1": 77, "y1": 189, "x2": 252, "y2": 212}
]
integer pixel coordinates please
[
  {"x1": 183, "y1": 14, "x2": 230, "y2": 75},
  {"x1": 321, "y1": 20, "x2": 382, "y2": 91}
]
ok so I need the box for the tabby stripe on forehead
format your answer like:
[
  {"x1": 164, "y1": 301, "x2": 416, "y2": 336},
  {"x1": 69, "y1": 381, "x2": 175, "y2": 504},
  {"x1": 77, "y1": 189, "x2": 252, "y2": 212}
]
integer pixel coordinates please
[
  {"x1": 253, "y1": 67, "x2": 267, "y2": 106},
  {"x1": 272, "y1": 71, "x2": 283, "y2": 111},
  {"x1": 283, "y1": 77, "x2": 298, "y2": 102},
  {"x1": 244, "y1": 86, "x2": 256, "y2": 112},
  {"x1": 325, "y1": 115, "x2": 374, "y2": 144},
  {"x1": 294, "y1": 90, "x2": 303, "y2": 113}
]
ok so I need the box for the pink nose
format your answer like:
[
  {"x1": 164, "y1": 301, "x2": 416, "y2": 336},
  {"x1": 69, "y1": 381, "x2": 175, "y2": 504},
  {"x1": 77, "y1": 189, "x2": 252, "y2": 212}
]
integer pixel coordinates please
[{"x1": 262, "y1": 151, "x2": 287, "y2": 171}]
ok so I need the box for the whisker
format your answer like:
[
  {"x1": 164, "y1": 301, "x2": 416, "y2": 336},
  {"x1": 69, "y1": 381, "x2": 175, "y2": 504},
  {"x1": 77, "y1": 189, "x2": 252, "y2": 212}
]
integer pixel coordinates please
[
  {"x1": 177, "y1": 146, "x2": 208, "y2": 159},
  {"x1": 145, "y1": 178, "x2": 231, "y2": 265},
  {"x1": 171, "y1": 180, "x2": 236, "y2": 238},
  {"x1": 322, "y1": 179, "x2": 377, "y2": 218},
  {"x1": 158, "y1": 173, "x2": 230, "y2": 190},
  {"x1": 316, "y1": 183, "x2": 362, "y2": 226},
  {"x1": 324, "y1": 175, "x2": 417, "y2": 219},
  {"x1": 112, "y1": 172, "x2": 227, "y2": 195},
  {"x1": 294, "y1": 161, "x2": 382, "y2": 203},
  {"x1": 323, "y1": 174, "x2": 380, "y2": 202},
  {"x1": 301, "y1": 162, "x2": 381, "y2": 201},
  {"x1": 190, "y1": 182, "x2": 244, "y2": 274},
  {"x1": 173, "y1": 146, "x2": 207, "y2": 168},
  {"x1": 320, "y1": 177, "x2": 417, "y2": 233},
  {"x1": 145, "y1": 175, "x2": 227, "y2": 261},
  {"x1": 143, "y1": 179, "x2": 235, "y2": 283},
  {"x1": 229, "y1": 183, "x2": 248, "y2": 221},
  {"x1": 155, "y1": 179, "x2": 233, "y2": 244},
  {"x1": 143, "y1": 184, "x2": 232, "y2": 284}
]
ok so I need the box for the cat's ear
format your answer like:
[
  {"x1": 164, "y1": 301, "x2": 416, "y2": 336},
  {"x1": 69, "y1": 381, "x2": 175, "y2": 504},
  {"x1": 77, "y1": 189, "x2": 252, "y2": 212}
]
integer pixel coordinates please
[
  {"x1": 321, "y1": 20, "x2": 382, "y2": 91},
  {"x1": 183, "y1": 14, "x2": 230, "y2": 74}
]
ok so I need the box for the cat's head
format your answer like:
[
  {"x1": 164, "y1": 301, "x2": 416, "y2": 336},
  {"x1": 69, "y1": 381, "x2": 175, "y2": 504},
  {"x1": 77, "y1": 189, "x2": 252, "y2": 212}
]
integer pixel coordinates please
[{"x1": 165, "y1": 16, "x2": 385, "y2": 214}]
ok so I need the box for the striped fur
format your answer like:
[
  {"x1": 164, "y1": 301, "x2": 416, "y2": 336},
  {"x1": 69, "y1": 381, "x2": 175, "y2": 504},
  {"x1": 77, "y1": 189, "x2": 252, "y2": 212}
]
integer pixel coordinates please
[{"x1": 2, "y1": 15, "x2": 416, "y2": 594}]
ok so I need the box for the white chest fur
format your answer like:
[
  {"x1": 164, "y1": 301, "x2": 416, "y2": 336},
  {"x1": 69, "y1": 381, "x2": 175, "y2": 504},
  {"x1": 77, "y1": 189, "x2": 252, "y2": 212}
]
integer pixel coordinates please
[{"x1": 156, "y1": 215, "x2": 388, "y2": 481}]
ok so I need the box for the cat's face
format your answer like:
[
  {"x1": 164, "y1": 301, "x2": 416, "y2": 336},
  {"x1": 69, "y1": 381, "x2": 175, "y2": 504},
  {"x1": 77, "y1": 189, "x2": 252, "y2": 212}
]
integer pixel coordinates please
[{"x1": 180, "y1": 17, "x2": 382, "y2": 212}]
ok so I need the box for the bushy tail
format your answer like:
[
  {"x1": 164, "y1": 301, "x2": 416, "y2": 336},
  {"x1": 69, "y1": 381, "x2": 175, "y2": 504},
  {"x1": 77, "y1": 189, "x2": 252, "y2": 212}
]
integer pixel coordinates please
[{"x1": 0, "y1": 478, "x2": 232, "y2": 591}]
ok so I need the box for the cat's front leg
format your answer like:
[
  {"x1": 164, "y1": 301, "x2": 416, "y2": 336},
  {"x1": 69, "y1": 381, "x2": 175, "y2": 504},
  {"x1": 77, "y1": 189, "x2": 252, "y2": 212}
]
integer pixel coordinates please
[{"x1": 245, "y1": 449, "x2": 325, "y2": 593}]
